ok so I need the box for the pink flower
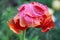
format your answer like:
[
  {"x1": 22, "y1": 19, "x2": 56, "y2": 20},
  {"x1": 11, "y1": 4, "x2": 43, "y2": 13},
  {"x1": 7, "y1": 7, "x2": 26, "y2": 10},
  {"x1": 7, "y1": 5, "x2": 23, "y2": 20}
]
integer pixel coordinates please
[{"x1": 8, "y1": 2, "x2": 54, "y2": 34}]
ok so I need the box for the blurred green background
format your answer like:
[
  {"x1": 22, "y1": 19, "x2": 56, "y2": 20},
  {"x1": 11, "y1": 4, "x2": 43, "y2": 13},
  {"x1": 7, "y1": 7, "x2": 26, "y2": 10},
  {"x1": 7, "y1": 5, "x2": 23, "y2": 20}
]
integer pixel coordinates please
[{"x1": 0, "y1": 0, "x2": 60, "y2": 40}]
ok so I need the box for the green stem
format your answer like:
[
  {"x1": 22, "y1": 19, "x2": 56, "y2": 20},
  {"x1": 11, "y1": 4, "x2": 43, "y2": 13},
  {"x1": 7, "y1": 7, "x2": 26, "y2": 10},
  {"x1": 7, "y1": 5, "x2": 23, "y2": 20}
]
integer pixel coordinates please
[
  {"x1": 23, "y1": 30, "x2": 26, "y2": 40},
  {"x1": 46, "y1": 32, "x2": 49, "y2": 40}
]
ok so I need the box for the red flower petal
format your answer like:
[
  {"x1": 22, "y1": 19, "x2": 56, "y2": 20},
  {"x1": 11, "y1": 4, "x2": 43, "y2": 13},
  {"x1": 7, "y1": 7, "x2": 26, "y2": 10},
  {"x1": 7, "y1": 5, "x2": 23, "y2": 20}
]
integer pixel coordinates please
[
  {"x1": 8, "y1": 19, "x2": 28, "y2": 34},
  {"x1": 41, "y1": 15, "x2": 54, "y2": 32}
]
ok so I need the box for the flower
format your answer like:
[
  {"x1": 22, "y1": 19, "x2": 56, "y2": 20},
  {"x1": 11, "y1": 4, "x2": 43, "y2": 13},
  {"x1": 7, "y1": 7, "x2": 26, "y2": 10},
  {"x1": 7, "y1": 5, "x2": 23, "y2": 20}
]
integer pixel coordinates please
[
  {"x1": 7, "y1": 2, "x2": 54, "y2": 34},
  {"x1": 52, "y1": 0, "x2": 60, "y2": 10}
]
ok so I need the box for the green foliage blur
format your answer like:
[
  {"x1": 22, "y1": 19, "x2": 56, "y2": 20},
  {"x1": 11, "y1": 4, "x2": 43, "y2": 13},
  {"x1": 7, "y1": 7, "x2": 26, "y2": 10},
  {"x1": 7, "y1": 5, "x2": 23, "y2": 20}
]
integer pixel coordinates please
[{"x1": 0, "y1": 0, "x2": 60, "y2": 40}]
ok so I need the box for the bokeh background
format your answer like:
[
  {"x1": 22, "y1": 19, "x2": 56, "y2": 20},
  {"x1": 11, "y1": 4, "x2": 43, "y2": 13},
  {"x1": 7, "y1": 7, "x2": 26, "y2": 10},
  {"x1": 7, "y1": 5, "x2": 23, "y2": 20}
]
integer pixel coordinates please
[{"x1": 0, "y1": 0, "x2": 60, "y2": 40}]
